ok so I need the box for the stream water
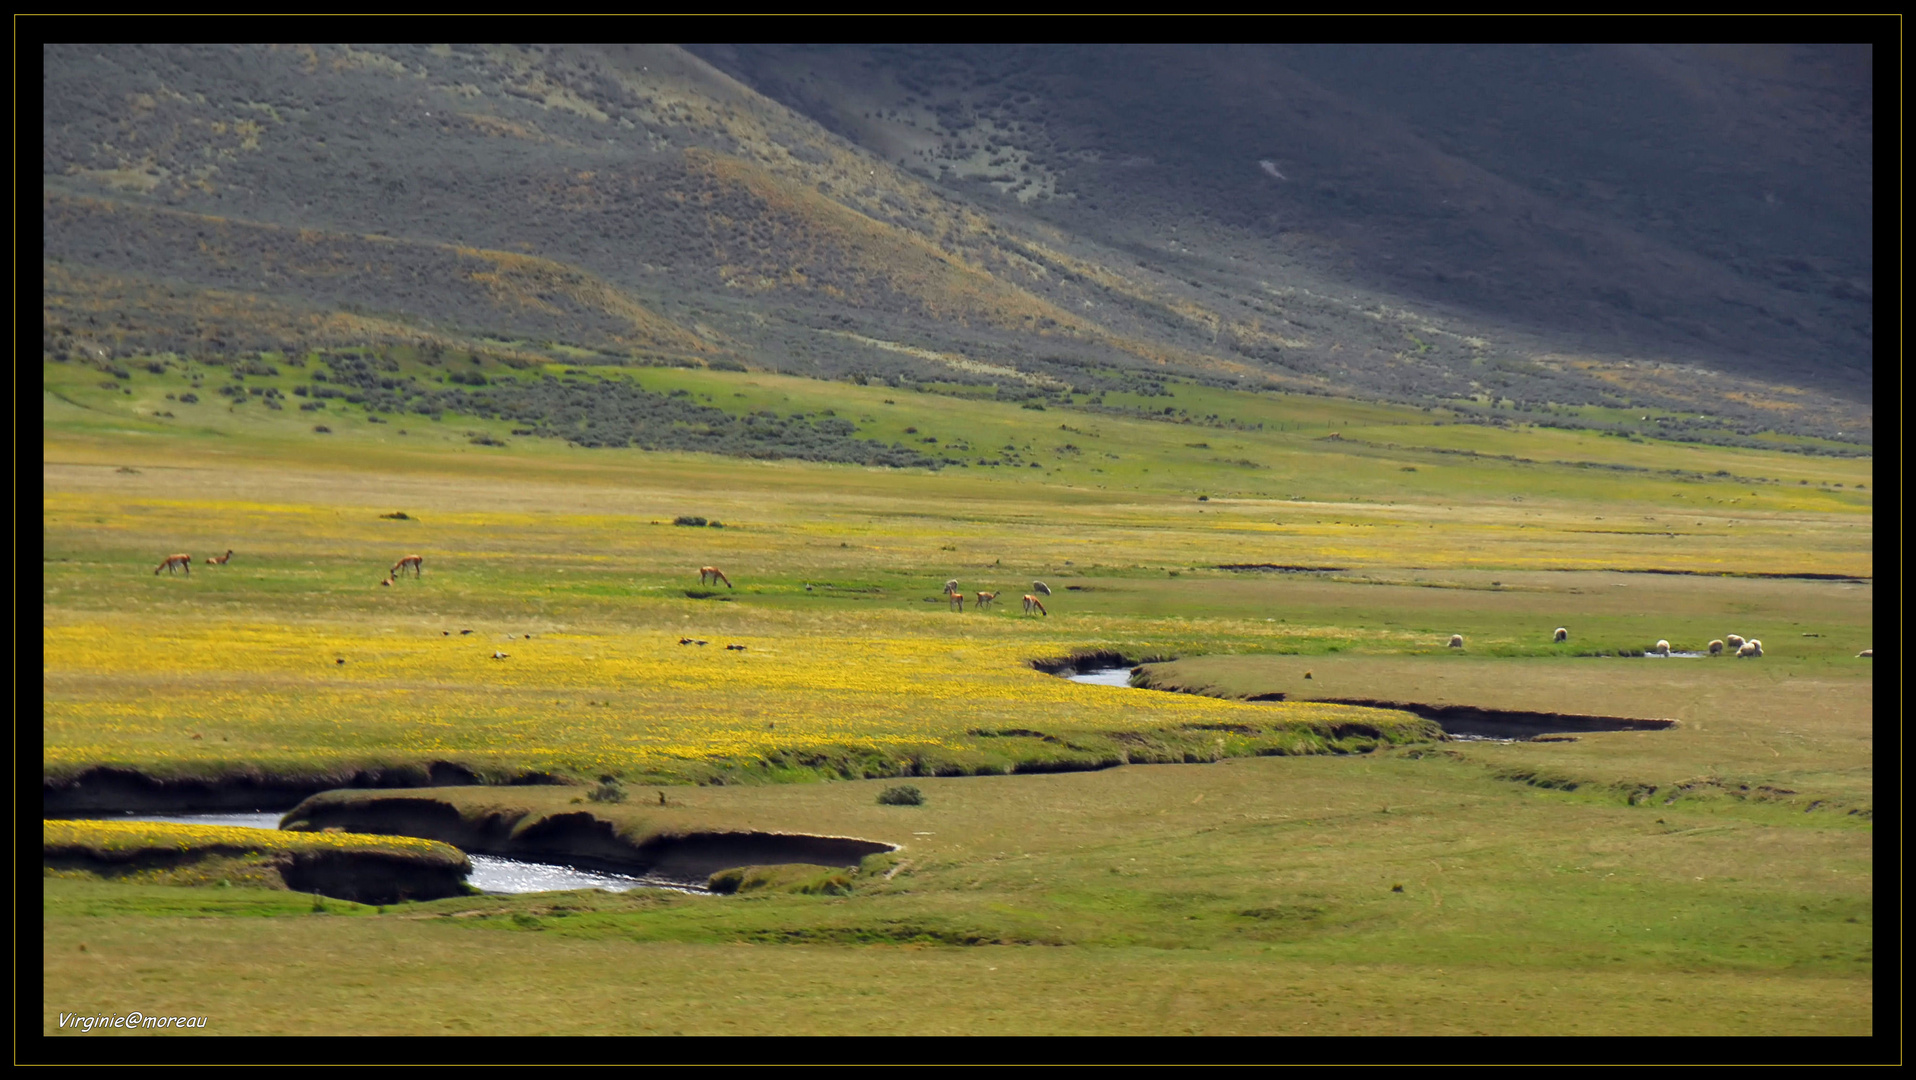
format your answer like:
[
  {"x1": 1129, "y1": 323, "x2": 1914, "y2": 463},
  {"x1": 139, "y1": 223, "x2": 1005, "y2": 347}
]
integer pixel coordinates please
[
  {"x1": 1064, "y1": 667, "x2": 1136, "y2": 687},
  {"x1": 1061, "y1": 666, "x2": 1670, "y2": 742},
  {"x1": 70, "y1": 811, "x2": 696, "y2": 895}
]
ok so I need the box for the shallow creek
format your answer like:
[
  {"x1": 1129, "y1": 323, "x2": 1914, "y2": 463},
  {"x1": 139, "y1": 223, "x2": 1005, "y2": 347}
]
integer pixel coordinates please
[
  {"x1": 71, "y1": 811, "x2": 701, "y2": 895},
  {"x1": 1063, "y1": 666, "x2": 1674, "y2": 742}
]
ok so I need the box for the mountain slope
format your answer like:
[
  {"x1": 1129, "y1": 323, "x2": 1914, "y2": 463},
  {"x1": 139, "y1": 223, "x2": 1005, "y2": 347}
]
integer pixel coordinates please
[{"x1": 41, "y1": 43, "x2": 1874, "y2": 447}]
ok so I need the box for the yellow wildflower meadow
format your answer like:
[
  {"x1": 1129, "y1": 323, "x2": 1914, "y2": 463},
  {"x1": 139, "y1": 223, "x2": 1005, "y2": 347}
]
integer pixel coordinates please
[{"x1": 44, "y1": 615, "x2": 1412, "y2": 781}]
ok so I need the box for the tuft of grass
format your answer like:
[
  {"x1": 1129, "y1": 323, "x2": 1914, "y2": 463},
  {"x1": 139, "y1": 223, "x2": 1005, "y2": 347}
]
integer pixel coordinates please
[{"x1": 877, "y1": 784, "x2": 925, "y2": 806}]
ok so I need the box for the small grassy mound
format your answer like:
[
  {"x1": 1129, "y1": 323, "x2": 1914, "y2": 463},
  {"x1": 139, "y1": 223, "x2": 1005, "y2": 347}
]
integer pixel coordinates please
[
  {"x1": 706, "y1": 863, "x2": 857, "y2": 896},
  {"x1": 44, "y1": 820, "x2": 471, "y2": 904}
]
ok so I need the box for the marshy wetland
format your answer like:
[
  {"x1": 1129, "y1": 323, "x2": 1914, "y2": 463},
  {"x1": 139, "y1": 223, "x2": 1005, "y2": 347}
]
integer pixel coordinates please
[{"x1": 41, "y1": 356, "x2": 1872, "y2": 1036}]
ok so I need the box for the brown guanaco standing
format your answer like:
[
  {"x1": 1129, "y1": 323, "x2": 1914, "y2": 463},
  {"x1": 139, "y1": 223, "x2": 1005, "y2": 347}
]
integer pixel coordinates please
[
  {"x1": 699, "y1": 566, "x2": 733, "y2": 588},
  {"x1": 392, "y1": 555, "x2": 423, "y2": 578},
  {"x1": 155, "y1": 553, "x2": 192, "y2": 575}
]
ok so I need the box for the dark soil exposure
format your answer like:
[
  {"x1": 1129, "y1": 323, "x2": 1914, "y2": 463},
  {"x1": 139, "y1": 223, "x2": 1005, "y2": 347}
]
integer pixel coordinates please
[
  {"x1": 1311, "y1": 700, "x2": 1677, "y2": 741},
  {"x1": 42, "y1": 763, "x2": 564, "y2": 814},
  {"x1": 1215, "y1": 564, "x2": 1350, "y2": 574},
  {"x1": 1028, "y1": 650, "x2": 1166, "y2": 675},
  {"x1": 42, "y1": 845, "x2": 470, "y2": 906},
  {"x1": 1596, "y1": 568, "x2": 1871, "y2": 584},
  {"x1": 281, "y1": 794, "x2": 896, "y2": 889},
  {"x1": 1118, "y1": 667, "x2": 1676, "y2": 740}
]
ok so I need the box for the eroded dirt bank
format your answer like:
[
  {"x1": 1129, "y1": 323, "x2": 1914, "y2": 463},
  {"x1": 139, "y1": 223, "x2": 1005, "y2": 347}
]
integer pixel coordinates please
[
  {"x1": 42, "y1": 762, "x2": 561, "y2": 814},
  {"x1": 281, "y1": 792, "x2": 896, "y2": 887},
  {"x1": 1127, "y1": 667, "x2": 1678, "y2": 739},
  {"x1": 42, "y1": 843, "x2": 471, "y2": 905}
]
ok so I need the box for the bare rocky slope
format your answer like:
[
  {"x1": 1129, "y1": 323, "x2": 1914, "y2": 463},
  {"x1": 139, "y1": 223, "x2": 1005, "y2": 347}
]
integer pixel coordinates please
[{"x1": 42, "y1": 43, "x2": 1875, "y2": 447}]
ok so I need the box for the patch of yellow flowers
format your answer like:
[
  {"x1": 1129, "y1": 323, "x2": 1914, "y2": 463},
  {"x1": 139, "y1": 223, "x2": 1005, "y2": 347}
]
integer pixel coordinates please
[
  {"x1": 45, "y1": 617, "x2": 1412, "y2": 779},
  {"x1": 44, "y1": 819, "x2": 465, "y2": 862}
]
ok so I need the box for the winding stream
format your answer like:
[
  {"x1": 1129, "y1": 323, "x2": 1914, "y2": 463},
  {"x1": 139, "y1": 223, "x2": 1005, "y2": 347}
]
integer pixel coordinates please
[
  {"x1": 1063, "y1": 666, "x2": 1674, "y2": 741},
  {"x1": 66, "y1": 811, "x2": 700, "y2": 895}
]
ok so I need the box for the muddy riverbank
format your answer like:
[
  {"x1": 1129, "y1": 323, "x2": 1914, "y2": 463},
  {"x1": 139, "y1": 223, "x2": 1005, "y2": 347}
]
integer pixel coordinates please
[{"x1": 282, "y1": 791, "x2": 897, "y2": 889}]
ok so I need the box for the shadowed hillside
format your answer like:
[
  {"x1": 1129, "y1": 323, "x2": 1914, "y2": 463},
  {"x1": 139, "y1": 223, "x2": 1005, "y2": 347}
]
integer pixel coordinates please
[{"x1": 42, "y1": 43, "x2": 1874, "y2": 449}]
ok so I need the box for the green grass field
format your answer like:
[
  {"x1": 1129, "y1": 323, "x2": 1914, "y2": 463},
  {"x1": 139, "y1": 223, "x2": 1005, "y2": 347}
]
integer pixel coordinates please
[{"x1": 41, "y1": 354, "x2": 1873, "y2": 1036}]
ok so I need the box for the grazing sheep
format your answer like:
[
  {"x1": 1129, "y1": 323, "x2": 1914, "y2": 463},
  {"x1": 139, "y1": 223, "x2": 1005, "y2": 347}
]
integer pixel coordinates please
[
  {"x1": 1858, "y1": 649, "x2": 1873, "y2": 658},
  {"x1": 1725, "y1": 634, "x2": 1745, "y2": 650},
  {"x1": 1736, "y1": 641, "x2": 1760, "y2": 658},
  {"x1": 1448, "y1": 635, "x2": 1464, "y2": 648},
  {"x1": 1708, "y1": 640, "x2": 1725, "y2": 656},
  {"x1": 1033, "y1": 580, "x2": 1052, "y2": 596},
  {"x1": 1749, "y1": 639, "x2": 1762, "y2": 656},
  {"x1": 1553, "y1": 627, "x2": 1568, "y2": 643},
  {"x1": 1654, "y1": 640, "x2": 1671, "y2": 656}
]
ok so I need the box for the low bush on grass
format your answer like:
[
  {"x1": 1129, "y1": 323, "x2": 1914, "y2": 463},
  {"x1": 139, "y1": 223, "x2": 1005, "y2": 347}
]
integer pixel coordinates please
[{"x1": 877, "y1": 785, "x2": 925, "y2": 806}]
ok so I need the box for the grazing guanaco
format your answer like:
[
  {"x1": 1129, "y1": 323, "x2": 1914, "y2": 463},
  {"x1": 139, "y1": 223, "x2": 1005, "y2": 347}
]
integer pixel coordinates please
[
  {"x1": 699, "y1": 566, "x2": 733, "y2": 588},
  {"x1": 392, "y1": 554, "x2": 423, "y2": 578},
  {"x1": 976, "y1": 591, "x2": 997, "y2": 610},
  {"x1": 154, "y1": 553, "x2": 192, "y2": 575},
  {"x1": 1022, "y1": 594, "x2": 1047, "y2": 616},
  {"x1": 947, "y1": 587, "x2": 965, "y2": 611},
  {"x1": 204, "y1": 550, "x2": 234, "y2": 566}
]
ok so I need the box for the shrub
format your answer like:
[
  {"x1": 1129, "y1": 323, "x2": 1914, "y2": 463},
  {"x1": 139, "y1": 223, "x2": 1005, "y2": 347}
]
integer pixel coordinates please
[
  {"x1": 673, "y1": 516, "x2": 708, "y2": 527},
  {"x1": 877, "y1": 785, "x2": 925, "y2": 806},
  {"x1": 587, "y1": 776, "x2": 627, "y2": 803},
  {"x1": 313, "y1": 425, "x2": 332, "y2": 434},
  {"x1": 178, "y1": 392, "x2": 199, "y2": 404}
]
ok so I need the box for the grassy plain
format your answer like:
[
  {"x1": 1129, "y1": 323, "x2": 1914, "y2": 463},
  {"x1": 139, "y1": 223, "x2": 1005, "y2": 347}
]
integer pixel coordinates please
[{"x1": 41, "y1": 356, "x2": 1873, "y2": 1036}]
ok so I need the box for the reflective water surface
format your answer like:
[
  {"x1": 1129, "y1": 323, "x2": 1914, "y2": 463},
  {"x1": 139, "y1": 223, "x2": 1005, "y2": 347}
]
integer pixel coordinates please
[{"x1": 1064, "y1": 667, "x2": 1135, "y2": 687}]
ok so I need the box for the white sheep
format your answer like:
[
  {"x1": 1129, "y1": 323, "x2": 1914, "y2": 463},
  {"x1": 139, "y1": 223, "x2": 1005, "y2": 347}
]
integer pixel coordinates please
[
  {"x1": 1708, "y1": 640, "x2": 1725, "y2": 656},
  {"x1": 1554, "y1": 627, "x2": 1568, "y2": 643},
  {"x1": 1749, "y1": 639, "x2": 1762, "y2": 657},
  {"x1": 1654, "y1": 640, "x2": 1671, "y2": 656},
  {"x1": 1725, "y1": 634, "x2": 1745, "y2": 650},
  {"x1": 1736, "y1": 641, "x2": 1760, "y2": 658},
  {"x1": 1448, "y1": 634, "x2": 1464, "y2": 648},
  {"x1": 1857, "y1": 649, "x2": 1872, "y2": 658}
]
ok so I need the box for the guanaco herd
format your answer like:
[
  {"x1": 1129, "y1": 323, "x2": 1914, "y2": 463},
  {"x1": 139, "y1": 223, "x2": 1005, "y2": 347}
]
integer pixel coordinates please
[
  {"x1": 945, "y1": 579, "x2": 1047, "y2": 615},
  {"x1": 156, "y1": 552, "x2": 1066, "y2": 617},
  {"x1": 146, "y1": 556, "x2": 1857, "y2": 657}
]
